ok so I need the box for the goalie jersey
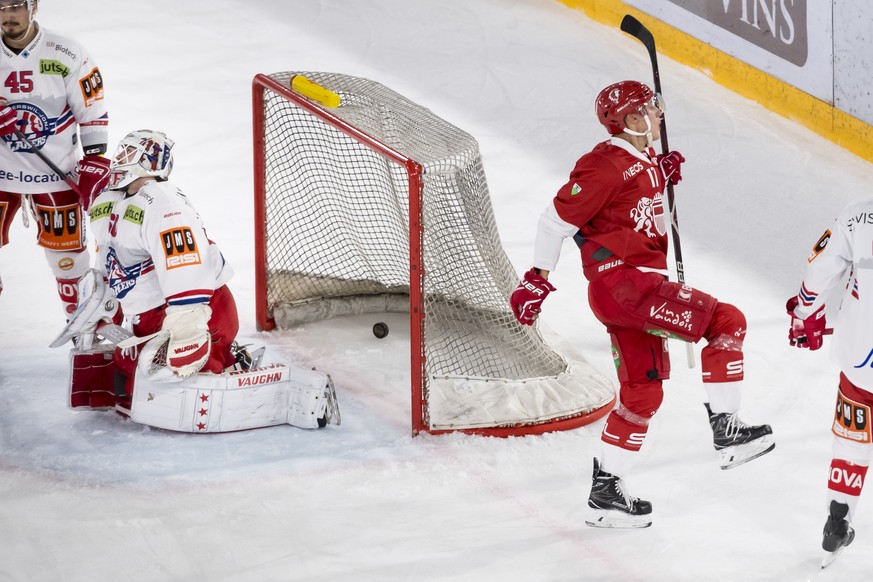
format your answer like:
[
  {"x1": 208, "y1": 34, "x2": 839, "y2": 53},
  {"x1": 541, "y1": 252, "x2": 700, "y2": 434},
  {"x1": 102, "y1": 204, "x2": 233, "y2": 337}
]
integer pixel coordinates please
[
  {"x1": 0, "y1": 27, "x2": 109, "y2": 193},
  {"x1": 794, "y1": 196, "x2": 873, "y2": 388},
  {"x1": 89, "y1": 180, "x2": 233, "y2": 317}
]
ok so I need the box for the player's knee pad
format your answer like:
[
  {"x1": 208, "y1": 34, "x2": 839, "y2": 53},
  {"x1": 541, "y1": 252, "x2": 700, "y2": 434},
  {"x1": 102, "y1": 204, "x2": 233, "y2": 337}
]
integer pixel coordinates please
[
  {"x1": 601, "y1": 379, "x2": 664, "y2": 451},
  {"x1": 704, "y1": 303, "x2": 746, "y2": 343},
  {"x1": 609, "y1": 328, "x2": 670, "y2": 385}
]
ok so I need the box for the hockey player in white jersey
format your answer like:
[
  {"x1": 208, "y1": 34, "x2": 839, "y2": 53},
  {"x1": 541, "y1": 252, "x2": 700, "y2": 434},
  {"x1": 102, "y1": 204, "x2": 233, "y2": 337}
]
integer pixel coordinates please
[
  {"x1": 0, "y1": 0, "x2": 111, "y2": 314},
  {"x1": 52, "y1": 129, "x2": 340, "y2": 433},
  {"x1": 787, "y1": 198, "x2": 873, "y2": 565}
]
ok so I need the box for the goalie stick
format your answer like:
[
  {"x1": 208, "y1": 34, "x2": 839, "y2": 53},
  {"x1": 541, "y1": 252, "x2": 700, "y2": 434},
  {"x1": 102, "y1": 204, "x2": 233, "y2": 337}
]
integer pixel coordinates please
[{"x1": 620, "y1": 14, "x2": 696, "y2": 368}]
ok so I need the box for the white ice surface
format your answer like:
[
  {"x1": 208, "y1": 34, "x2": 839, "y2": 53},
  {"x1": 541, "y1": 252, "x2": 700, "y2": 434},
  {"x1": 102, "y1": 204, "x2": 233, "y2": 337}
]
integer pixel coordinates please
[{"x1": 1, "y1": 1, "x2": 871, "y2": 580}]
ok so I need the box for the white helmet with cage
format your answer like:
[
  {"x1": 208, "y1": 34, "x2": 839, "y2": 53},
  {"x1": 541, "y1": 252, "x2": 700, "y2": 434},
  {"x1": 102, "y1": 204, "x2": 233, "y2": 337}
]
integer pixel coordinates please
[{"x1": 108, "y1": 130, "x2": 175, "y2": 191}]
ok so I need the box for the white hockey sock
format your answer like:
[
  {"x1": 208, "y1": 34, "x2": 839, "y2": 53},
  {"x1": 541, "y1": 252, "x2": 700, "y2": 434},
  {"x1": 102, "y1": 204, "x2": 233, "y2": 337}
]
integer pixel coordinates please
[
  {"x1": 599, "y1": 442, "x2": 641, "y2": 478},
  {"x1": 705, "y1": 381, "x2": 742, "y2": 414}
]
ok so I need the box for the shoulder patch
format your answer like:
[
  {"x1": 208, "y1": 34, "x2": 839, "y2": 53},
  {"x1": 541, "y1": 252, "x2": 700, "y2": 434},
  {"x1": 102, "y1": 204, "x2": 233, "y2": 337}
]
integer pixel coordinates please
[
  {"x1": 161, "y1": 227, "x2": 202, "y2": 269},
  {"x1": 808, "y1": 229, "x2": 831, "y2": 263}
]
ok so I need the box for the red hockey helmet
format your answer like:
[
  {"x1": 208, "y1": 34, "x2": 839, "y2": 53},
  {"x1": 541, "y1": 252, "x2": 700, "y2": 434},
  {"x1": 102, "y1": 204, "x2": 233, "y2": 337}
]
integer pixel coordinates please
[{"x1": 595, "y1": 80, "x2": 658, "y2": 135}]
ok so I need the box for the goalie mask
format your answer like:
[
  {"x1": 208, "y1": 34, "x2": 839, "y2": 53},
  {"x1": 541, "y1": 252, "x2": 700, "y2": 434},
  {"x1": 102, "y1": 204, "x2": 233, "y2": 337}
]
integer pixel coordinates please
[
  {"x1": 595, "y1": 80, "x2": 664, "y2": 135},
  {"x1": 108, "y1": 130, "x2": 175, "y2": 191}
]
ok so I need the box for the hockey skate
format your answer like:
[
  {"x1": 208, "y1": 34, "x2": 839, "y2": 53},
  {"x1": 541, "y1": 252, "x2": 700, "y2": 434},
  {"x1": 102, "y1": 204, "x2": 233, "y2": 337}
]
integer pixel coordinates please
[
  {"x1": 228, "y1": 342, "x2": 265, "y2": 372},
  {"x1": 821, "y1": 500, "x2": 855, "y2": 568},
  {"x1": 705, "y1": 403, "x2": 775, "y2": 470},
  {"x1": 585, "y1": 458, "x2": 652, "y2": 528}
]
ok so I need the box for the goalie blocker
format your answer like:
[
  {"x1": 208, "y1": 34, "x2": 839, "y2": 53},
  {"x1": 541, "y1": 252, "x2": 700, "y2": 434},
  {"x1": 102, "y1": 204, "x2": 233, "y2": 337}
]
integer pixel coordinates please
[{"x1": 69, "y1": 345, "x2": 340, "y2": 432}]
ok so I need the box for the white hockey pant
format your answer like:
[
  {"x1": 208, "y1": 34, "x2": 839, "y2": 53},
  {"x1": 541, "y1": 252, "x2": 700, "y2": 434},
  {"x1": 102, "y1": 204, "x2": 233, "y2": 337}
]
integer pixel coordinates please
[{"x1": 127, "y1": 363, "x2": 337, "y2": 433}]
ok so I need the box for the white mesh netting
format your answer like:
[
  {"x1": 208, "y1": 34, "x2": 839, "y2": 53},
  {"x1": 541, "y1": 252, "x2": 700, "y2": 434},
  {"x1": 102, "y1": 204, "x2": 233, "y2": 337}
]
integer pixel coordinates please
[{"x1": 257, "y1": 71, "x2": 614, "y2": 432}]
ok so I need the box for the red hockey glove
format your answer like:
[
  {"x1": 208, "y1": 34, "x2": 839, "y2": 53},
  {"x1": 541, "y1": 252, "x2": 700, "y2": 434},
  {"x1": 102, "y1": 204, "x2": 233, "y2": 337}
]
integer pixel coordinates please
[
  {"x1": 510, "y1": 268, "x2": 556, "y2": 325},
  {"x1": 657, "y1": 150, "x2": 685, "y2": 185},
  {"x1": 75, "y1": 155, "x2": 111, "y2": 211},
  {"x1": 786, "y1": 296, "x2": 827, "y2": 351},
  {"x1": 0, "y1": 105, "x2": 18, "y2": 136}
]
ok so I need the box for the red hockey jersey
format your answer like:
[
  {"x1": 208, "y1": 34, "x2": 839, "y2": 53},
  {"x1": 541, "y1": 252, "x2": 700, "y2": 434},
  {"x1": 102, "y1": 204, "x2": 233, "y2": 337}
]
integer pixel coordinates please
[{"x1": 553, "y1": 138, "x2": 668, "y2": 280}]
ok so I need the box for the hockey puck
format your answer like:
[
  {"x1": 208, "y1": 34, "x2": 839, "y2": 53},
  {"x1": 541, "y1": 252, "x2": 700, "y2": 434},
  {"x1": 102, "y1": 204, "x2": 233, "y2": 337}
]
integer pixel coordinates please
[{"x1": 373, "y1": 322, "x2": 389, "y2": 339}]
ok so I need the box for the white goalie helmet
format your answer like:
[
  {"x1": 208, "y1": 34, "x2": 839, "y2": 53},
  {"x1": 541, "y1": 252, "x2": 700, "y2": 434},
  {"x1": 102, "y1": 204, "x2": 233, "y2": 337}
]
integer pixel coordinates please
[{"x1": 108, "y1": 129, "x2": 175, "y2": 191}]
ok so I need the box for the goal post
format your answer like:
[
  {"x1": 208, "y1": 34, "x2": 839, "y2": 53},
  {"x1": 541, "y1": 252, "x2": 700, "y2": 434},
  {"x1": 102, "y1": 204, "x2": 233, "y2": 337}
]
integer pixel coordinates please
[{"x1": 252, "y1": 71, "x2": 615, "y2": 436}]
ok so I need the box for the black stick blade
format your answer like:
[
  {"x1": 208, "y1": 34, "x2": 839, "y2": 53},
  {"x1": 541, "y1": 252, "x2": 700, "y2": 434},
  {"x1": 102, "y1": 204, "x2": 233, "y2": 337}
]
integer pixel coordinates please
[{"x1": 620, "y1": 14, "x2": 656, "y2": 53}]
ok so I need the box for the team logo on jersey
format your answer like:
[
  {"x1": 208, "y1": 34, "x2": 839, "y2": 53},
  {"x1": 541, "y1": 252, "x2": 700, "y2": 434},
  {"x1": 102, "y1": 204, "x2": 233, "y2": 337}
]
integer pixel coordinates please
[
  {"x1": 807, "y1": 229, "x2": 830, "y2": 263},
  {"x1": 160, "y1": 227, "x2": 202, "y2": 269},
  {"x1": 1, "y1": 102, "x2": 67, "y2": 152},
  {"x1": 630, "y1": 193, "x2": 666, "y2": 238},
  {"x1": 833, "y1": 388, "x2": 871, "y2": 443},
  {"x1": 105, "y1": 248, "x2": 153, "y2": 299},
  {"x1": 79, "y1": 67, "x2": 104, "y2": 107}
]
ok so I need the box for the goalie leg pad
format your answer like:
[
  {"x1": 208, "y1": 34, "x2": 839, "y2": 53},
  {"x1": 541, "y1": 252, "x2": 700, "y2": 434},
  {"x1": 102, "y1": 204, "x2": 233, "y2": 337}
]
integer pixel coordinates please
[
  {"x1": 127, "y1": 364, "x2": 341, "y2": 432},
  {"x1": 69, "y1": 345, "x2": 119, "y2": 409},
  {"x1": 287, "y1": 366, "x2": 341, "y2": 429}
]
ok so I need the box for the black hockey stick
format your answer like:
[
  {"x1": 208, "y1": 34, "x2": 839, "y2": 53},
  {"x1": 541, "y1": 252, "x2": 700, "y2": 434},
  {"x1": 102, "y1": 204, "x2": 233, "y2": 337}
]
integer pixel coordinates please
[
  {"x1": 14, "y1": 129, "x2": 82, "y2": 196},
  {"x1": 621, "y1": 14, "x2": 696, "y2": 367}
]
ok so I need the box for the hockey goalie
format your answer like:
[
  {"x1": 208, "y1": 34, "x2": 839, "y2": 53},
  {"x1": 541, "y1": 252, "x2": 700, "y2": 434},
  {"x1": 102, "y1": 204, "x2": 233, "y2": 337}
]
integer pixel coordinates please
[{"x1": 50, "y1": 129, "x2": 340, "y2": 433}]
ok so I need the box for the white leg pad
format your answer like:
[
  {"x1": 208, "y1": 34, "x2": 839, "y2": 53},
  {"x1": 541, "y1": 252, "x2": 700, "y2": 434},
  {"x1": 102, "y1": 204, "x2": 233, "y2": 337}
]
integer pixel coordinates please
[{"x1": 127, "y1": 363, "x2": 339, "y2": 432}]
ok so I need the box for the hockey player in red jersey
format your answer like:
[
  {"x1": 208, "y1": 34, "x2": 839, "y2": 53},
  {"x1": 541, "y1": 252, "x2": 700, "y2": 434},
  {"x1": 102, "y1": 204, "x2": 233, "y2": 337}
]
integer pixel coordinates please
[
  {"x1": 510, "y1": 80, "x2": 774, "y2": 528},
  {"x1": 786, "y1": 199, "x2": 873, "y2": 564},
  {"x1": 52, "y1": 129, "x2": 340, "y2": 433},
  {"x1": 0, "y1": 0, "x2": 110, "y2": 315}
]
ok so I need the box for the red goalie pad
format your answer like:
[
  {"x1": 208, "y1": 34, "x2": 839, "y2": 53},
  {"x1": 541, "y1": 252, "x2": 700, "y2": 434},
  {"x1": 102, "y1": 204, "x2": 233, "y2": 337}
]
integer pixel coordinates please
[{"x1": 69, "y1": 348, "x2": 118, "y2": 409}]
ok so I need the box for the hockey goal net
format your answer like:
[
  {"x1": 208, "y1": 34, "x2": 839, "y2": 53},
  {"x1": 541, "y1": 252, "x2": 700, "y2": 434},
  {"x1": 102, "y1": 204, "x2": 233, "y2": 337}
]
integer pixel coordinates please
[{"x1": 252, "y1": 71, "x2": 615, "y2": 436}]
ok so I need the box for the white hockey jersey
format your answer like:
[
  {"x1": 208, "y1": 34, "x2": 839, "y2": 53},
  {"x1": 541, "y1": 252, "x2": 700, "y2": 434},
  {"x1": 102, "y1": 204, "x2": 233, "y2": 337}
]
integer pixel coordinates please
[
  {"x1": 89, "y1": 180, "x2": 233, "y2": 317},
  {"x1": 794, "y1": 197, "x2": 873, "y2": 387},
  {"x1": 0, "y1": 26, "x2": 108, "y2": 194}
]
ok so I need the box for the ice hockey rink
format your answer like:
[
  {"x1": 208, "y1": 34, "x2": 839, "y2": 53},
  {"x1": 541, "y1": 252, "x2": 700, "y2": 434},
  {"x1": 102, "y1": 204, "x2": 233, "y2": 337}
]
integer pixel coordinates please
[{"x1": 2, "y1": 1, "x2": 872, "y2": 580}]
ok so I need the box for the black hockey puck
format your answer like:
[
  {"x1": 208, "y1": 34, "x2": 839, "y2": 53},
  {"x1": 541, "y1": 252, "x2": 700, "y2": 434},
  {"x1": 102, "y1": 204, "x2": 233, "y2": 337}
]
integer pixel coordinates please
[{"x1": 373, "y1": 322, "x2": 389, "y2": 339}]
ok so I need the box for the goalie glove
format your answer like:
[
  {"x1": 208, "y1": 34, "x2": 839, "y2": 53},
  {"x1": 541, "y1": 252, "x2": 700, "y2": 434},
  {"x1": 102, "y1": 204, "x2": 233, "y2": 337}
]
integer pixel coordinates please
[
  {"x1": 144, "y1": 304, "x2": 212, "y2": 379},
  {"x1": 786, "y1": 296, "x2": 827, "y2": 351},
  {"x1": 510, "y1": 268, "x2": 556, "y2": 326}
]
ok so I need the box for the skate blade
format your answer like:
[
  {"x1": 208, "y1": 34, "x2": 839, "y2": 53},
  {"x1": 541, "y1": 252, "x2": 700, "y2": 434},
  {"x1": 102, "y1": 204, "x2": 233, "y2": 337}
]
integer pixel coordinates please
[
  {"x1": 821, "y1": 528, "x2": 854, "y2": 568},
  {"x1": 585, "y1": 508, "x2": 652, "y2": 529},
  {"x1": 821, "y1": 545, "x2": 848, "y2": 569},
  {"x1": 719, "y1": 435, "x2": 775, "y2": 470}
]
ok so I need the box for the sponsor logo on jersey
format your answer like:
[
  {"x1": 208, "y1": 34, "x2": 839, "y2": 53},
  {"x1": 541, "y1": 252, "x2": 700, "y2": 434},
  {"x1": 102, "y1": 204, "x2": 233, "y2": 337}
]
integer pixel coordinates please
[
  {"x1": 160, "y1": 227, "x2": 202, "y2": 270},
  {"x1": 52, "y1": 43, "x2": 78, "y2": 61},
  {"x1": 39, "y1": 59, "x2": 70, "y2": 77},
  {"x1": 622, "y1": 161, "x2": 644, "y2": 181},
  {"x1": 57, "y1": 257, "x2": 75, "y2": 272},
  {"x1": 833, "y1": 388, "x2": 872, "y2": 443},
  {"x1": 570, "y1": 183, "x2": 582, "y2": 196},
  {"x1": 123, "y1": 205, "x2": 144, "y2": 225},
  {"x1": 79, "y1": 67, "x2": 104, "y2": 107},
  {"x1": 847, "y1": 212, "x2": 873, "y2": 232},
  {"x1": 807, "y1": 229, "x2": 830, "y2": 262},
  {"x1": 89, "y1": 201, "x2": 114, "y2": 221}
]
